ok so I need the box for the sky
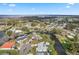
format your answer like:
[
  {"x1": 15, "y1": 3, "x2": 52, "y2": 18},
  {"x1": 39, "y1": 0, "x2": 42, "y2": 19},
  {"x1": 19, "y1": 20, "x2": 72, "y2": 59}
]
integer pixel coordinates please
[{"x1": 0, "y1": 3, "x2": 79, "y2": 15}]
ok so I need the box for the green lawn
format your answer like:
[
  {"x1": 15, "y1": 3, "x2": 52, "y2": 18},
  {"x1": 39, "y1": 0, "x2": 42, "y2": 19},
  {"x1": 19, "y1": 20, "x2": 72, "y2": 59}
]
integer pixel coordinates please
[{"x1": 0, "y1": 49, "x2": 19, "y2": 55}]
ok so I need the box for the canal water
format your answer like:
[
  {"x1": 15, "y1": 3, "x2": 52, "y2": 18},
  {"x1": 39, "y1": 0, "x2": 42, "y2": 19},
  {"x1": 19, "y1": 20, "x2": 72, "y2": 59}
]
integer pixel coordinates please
[
  {"x1": 0, "y1": 32, "x2": 5, "y2": 38},
  {"x1": 0, "y1": 31, "x2": 9, "y2": 45}
]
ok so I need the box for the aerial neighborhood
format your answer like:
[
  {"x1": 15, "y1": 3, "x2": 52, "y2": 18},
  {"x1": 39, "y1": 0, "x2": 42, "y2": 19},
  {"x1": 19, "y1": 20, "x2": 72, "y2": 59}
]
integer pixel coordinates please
[{"x1": 0, "y1": 15, "x2": 79, "y2": 55}]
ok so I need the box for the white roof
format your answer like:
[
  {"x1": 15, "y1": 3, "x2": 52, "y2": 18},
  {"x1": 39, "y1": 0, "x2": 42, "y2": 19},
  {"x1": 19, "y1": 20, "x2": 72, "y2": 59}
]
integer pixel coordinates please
[
  {"x1": 36, "y1": 42, "x2": 48, "y2": 52},
  {"x1": 67, "y1": 35, "x2": 74, "y2": 39},
  {"x1": 46, "y1": 42, "x2": 50, "y2": 45}
]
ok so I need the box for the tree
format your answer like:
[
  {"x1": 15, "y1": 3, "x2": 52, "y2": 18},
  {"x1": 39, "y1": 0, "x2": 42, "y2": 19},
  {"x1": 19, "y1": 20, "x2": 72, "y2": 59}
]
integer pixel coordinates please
[
  {"x1": 66, "y1": 34, "x2": 79, "y2": 54},
  {"x1": 31, "y1": 21, "x2": 38, "y2": 27},
  {"x1": 21, "y1": 27, "x2": 30, "y2": 33},
  {"x1": 51, "y1": 28, "x2": 62, "y2": 34},
  {"x1": 6, "y1": 30, "x2": 13, "y2": 36}
]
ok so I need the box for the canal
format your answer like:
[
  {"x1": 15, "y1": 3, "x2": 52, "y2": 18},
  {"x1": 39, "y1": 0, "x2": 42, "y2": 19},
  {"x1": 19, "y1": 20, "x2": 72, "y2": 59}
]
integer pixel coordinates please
[{"x1": 24, "y1": 31, "x2": 67, "y2": 55}]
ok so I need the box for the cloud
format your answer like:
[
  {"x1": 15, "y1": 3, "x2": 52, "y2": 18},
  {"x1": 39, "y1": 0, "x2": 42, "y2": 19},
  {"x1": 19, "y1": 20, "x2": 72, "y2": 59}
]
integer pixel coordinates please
[
  {"x1": 66, "y1": 5, "x2": 70, "y2": 8},
  {"x1": 8, "y1": 4, "x2": 16, "y2": 7},
  {"x1": 2, "y1": 3, "x2": 16, "y2": 7},
  {"x1": 66, "y1": 3, "x2": 75, "y2": 8},
  {"x1": 68, "y1": 2, "x2": 75, "y2": 5}
]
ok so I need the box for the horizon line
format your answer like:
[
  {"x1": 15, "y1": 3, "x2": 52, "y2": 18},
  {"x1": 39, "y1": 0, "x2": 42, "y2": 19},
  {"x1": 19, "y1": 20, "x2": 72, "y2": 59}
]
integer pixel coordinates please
[{"x1": 0, "y1": 14, "x2": 79, "y2": 16}]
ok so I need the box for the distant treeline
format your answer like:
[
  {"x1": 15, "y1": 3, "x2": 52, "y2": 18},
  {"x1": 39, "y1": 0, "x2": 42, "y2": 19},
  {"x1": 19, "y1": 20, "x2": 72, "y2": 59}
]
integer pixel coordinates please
[{"x1": 0, "y1": 15, "x2": 79, "y2": 23}]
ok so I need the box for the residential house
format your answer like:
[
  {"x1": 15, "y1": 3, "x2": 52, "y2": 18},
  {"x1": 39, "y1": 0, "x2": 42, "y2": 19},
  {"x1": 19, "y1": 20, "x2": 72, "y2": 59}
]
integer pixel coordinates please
[
  {"x1": 36, "y1": 42, "x2": 49, "y2": 55},
  {"x1": 0, "y1": 41, "x2": 15, "y2": 49},
  {"x1": 20, "y1": 44, "x2": 31, "y2": 55}
]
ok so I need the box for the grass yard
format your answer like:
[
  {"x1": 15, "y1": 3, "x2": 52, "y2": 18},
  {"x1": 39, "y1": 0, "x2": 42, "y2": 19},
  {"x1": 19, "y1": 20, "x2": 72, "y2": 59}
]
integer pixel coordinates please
[{"x1": 0, "y1": 49, "x2": 19, "y2": 55}]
